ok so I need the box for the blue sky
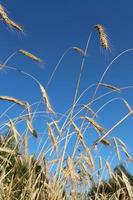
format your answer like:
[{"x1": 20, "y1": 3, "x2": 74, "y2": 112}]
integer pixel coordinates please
[{"x1": 0, "y1": 0, "x2": 133, "y2": 171}]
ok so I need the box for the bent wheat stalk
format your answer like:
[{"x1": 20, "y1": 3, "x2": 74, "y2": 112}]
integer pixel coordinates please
[{"x1": 90, "y1": 48, "x2": 133, "y2": 106}]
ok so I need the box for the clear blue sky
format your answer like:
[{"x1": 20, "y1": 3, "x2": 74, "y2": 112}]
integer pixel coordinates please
[{"x1": 0, "y1": 0, "x2": 133, "y2": 170}]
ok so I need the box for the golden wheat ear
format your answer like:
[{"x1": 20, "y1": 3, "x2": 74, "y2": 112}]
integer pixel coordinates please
[
  {"x1": 82, "y1": 116, "x2": 106, "y2": 134},
  {"x1": 27, "y1": 120, "x2": 38, "y2": 138},
  {"x1": 95, "y1": 24, "x2": 110, "y2": 50},
  {"x1": 98, "y1": 83, "x2": 121, "y2": 92},
  {"x1": 101, "y1": 138, "x2": 110, "y2": 146},
  {"x1": 72, "y1": 47, "x2": 86, "y2": 56},
  {"x1": 5, "y1": 18, "x2": 23, "y2": 31},
  {"x1": 39, "y1": 83, "x2": 55, "y2": 114},
  {"x1": 47, "y1": 123, "x2": 58, "y2": 152},
  {"x1": 19, "y1": 49, "x2": 42, "y2": 63},
  {"x1": 0, "y1": 4, "x2": 23, "y2": 31}
]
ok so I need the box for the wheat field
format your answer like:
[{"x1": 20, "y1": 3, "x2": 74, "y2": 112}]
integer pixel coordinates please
[{"x1": 0, "y1": 3, "x2": 132, "y2": 200}]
